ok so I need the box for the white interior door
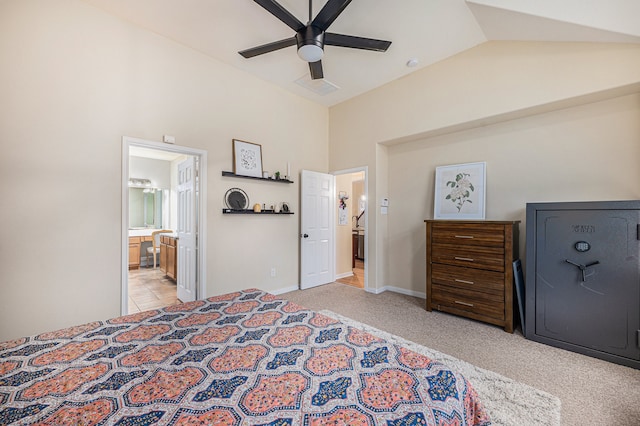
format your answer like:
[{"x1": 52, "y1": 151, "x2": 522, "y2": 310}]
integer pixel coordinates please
[
  {"x1": 300, "y1": 169, "x2": 335, "y2": 289},
  {"x1": 177, "y1": 157, "x2": 197, "y2": 302}
]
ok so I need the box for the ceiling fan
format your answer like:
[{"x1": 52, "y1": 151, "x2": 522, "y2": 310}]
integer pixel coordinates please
[{"x1": 239, "y1": 0, "x2": 392, "y2": 80}]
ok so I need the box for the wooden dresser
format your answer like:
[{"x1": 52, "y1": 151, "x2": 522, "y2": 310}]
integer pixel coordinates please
[{"x1": 425, "y1": 220, "x2": 519, "y2": 333}]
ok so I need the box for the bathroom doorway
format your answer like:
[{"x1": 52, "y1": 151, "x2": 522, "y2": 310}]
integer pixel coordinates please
[
  {"x1": 121, "y1": 137, "x2": 207, "y2": 315},
  {"x1": 334, "y1": 167, "x2": 367, "y2": 290}
]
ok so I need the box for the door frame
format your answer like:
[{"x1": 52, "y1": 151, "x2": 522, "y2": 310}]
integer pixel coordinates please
[
  {"x1": 121, "y1": 136, "x2": 208, "y2": 315},
  {"x1": 332, "y1": 166, "x2": 368, "y2": 291}
]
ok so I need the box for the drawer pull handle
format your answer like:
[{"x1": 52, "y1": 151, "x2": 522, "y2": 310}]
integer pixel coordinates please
[
  {"x1": 455, "y1": 279, "x2": 474, "y2": 285},
  {"x1": 455, "y1": 300, "x2": 474, "y2": 307},
  {"x1": 455, "y1": 235, "x2": 474, "y2": 239},
  {"x1": 454, "y1": 256, "x2": 474, "y2": 262}
]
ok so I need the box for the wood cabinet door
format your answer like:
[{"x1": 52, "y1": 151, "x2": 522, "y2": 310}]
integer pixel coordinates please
[
  {"x1": 167, "y1": 244, "x2": 177, "y2": 280},
  {"x1": 159, "y1": 242, "x2": 167, "y2": 273},
  {"x1": 128, "y1": 242, "x2": 140, "y2": 269}
]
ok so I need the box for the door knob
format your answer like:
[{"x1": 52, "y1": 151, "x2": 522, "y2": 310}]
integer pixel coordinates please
[{"x1": 302, "y1": 233, "x2": 309, "y2": 238}]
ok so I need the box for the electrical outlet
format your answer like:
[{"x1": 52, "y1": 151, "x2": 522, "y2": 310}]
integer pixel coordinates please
[{"x1": 270, "y1": 267, "x2": 276, "y2": 277}]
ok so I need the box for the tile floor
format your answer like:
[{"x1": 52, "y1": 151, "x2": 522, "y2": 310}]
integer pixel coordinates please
[
  {"x1": 336, "y1": 259, "x2": 365, "y2": 288},
  {"x1": 128, "y1": 267, "x2": 180, "y2": 314},
  {"x1": 128, "y1": 260, "x2": 363, "y2": 314}
]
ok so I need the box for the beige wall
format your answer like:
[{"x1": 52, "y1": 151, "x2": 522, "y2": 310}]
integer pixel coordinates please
[
  {"x1": 352, "y1": 178, "x2": 365, "y2": 226},
  {"x1": 3, "y1": 1, "x2": 640, "y2": 341},
  {"x1": 335, "y1": 172, "x2": 366, "y2": 278},
  {"x1": 329, "y1": 41, "x2": 640, "y2": 295},
  {"x1": 130, "y1": 157, "x2": 171, "y2": 190},
  {"x1": 388, "y1": 93, "x2": 640, "y2": 295},
  {"x1": 335, "y1": 174, "x2": 354, "y2": 277},
  {"x1": 0, "y1": 0, "x2": 328, "y2": 341},
  {"x1": 331, "y1": 42, "x2": 640, "y2": 147}
]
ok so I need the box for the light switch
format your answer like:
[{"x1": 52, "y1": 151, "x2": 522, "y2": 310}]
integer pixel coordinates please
[{"x1": 381, "y1": 198, "x2": 389, "y2": 207}]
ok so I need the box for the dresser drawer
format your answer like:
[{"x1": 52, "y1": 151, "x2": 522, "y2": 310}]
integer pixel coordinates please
[
  {"x1": 431, "y1": 223, "x2": 505, "y2": 247},
  {"x1": 431, "y1": 284, "x2": 505, "y2": 320},
  {"x1": 431, "y1": 244, "x2": 505, "y2": 272},
  {"x1": 426, "y1": 220, "x2": 519, "y2": 332},
  {"x1": 431, "y1": 264, "x2": 504, "y2": 294}
]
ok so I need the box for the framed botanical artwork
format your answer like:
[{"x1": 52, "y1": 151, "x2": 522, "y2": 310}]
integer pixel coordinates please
[
  {"x1": 338, "y1": 191, "x2": 348, "y2": 225},
  {"x1": 434, "y1": 161, "x2": 486, "y2": 220},
  {"x1": 233, "y1": 139, "x2": 263, "y2": 178}
]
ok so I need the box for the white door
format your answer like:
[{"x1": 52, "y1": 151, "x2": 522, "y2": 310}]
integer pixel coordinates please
[
  {"x1": 300, "y1": 170, "x2": 335, "y2": 289},
  {"x1": 177, "y1": 157, "x2": 197, "y2": 302}
]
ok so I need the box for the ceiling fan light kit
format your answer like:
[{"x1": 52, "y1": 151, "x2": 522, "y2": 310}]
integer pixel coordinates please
[
  {"x1": 240, "y1": 0, "x2": 392, "y2": 80},
  {"x1": 298, "y1": 44, "x2": 323, "y2": 62},
  {"x1": 296, "y1": 26, "x2": 325, "y2": 62}
]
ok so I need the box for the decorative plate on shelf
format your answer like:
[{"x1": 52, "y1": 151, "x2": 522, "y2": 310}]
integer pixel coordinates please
[{"x1": 224, "y1": 188, "x2": 249, "y2": 211}]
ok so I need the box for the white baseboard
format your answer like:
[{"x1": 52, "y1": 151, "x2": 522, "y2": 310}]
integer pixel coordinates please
[
  {"x1": 269, "y1": 283, "x2": 425, "y2": 300},
  {"x1": 335, "y1": 272, "x2": 354, "y2": 280},
  {"x1": 366, "y1": 285, "x2": 426, "y2": 299},
  {"x1": 270, "y1": 285, "x2": 299, "y2": 295}
]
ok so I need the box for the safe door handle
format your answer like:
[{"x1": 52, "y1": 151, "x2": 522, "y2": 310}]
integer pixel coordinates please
[{"x1": 565, "y1": 259, "x2": 600, "y2": 282}]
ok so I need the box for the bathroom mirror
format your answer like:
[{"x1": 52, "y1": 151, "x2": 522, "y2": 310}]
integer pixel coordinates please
[{"x1": 129, "y1": 188, "x2": 163, "y2": 228}]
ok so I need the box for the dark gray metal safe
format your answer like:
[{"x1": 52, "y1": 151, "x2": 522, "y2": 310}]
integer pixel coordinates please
[{"x1": 526, "y1": 200, "x2": 640, "y2": 369}]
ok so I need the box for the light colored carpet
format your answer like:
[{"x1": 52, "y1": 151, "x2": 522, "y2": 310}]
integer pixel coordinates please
[
  {"x1": 282, "y1": 283, "x2": 640, "y2": 425},
  {"x1": 320, "y1": 309, "x2": 560, "y2": 426}
]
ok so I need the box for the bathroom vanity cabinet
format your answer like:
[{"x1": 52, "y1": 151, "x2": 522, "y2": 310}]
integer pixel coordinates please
[
  {"x1": 160, "y1": 235, "x2": 178, "y2": 280},
  {"x1": 128, "y1": 236, "x2": 152, "y2": 269}
]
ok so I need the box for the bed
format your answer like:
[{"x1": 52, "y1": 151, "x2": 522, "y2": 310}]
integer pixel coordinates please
[{"x1": 0, "y1": 289, "x2": 490, "y2": 425}]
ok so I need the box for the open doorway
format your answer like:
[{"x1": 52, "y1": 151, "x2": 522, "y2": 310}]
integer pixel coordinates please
[
  {"x1": 334, "y1": 168, "x2": 367, "y2": 290},
  {"x1": 121, "y1": 137, "x2": 207, "y2": 315}
]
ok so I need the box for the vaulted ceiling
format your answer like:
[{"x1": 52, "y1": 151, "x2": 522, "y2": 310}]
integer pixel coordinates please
[{"x1": 82, "y1": 0, "x2": 640, "y2": 106}]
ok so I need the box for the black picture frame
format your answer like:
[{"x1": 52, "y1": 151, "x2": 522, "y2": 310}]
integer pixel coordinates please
[{"x1": 232, "y1": 139, "x2": 263, "y2": 178}]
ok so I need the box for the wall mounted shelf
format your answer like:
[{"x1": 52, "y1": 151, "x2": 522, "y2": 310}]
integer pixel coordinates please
[
  {"x1": 222, "y1": 171, "x2": 293, "y2": 184},
  {"x1": 222, "y1": 209, "x2": 294, "y2": 215}
]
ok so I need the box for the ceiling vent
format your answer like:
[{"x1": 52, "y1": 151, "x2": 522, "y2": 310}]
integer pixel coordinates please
[{"x1": 295, "y1": 75, "x2": 340, "y2": 96}]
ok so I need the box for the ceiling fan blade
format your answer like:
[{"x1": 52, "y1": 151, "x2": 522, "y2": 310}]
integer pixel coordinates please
[
  {"x1": 309, "y1": 60, "x2": 324, "y2": 80},
  {"x1": 254, "y1": 0, "x2": 305, "y2": 32},
  {"x1": 324, "y1": 32, "x2": 391, "y2": 52},
  {"x1": 311, "y1": 0, "x2": 352, "y2": 31},
  {"x1": 239, "y1": 37, "x2": 297, "y2": 58}
]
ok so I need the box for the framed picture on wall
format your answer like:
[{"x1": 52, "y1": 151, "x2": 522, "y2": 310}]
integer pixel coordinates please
[
  {"x1": 434, "y1": 161, "x2": 486, "y2": 220},
  {"x1": 338, "y1": 191, "x2": 348, "y2": 225},
  {"x1": 233, "y1": 139, "x2": 263, "y2": 178}
]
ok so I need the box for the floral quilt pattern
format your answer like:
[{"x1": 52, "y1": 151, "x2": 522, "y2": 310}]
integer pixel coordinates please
[{"x1": 0, "y1": 289, "x2": 490, "y2": 425}]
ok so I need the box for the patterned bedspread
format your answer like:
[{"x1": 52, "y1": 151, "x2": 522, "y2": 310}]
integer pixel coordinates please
[{"x1": 0, "y1": 289, "x2": 490, "y2": 425}]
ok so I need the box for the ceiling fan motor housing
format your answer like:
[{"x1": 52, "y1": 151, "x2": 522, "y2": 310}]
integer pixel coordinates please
[{"x1": 296, "y1": 26, "x2": 325, "y2": 62}]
